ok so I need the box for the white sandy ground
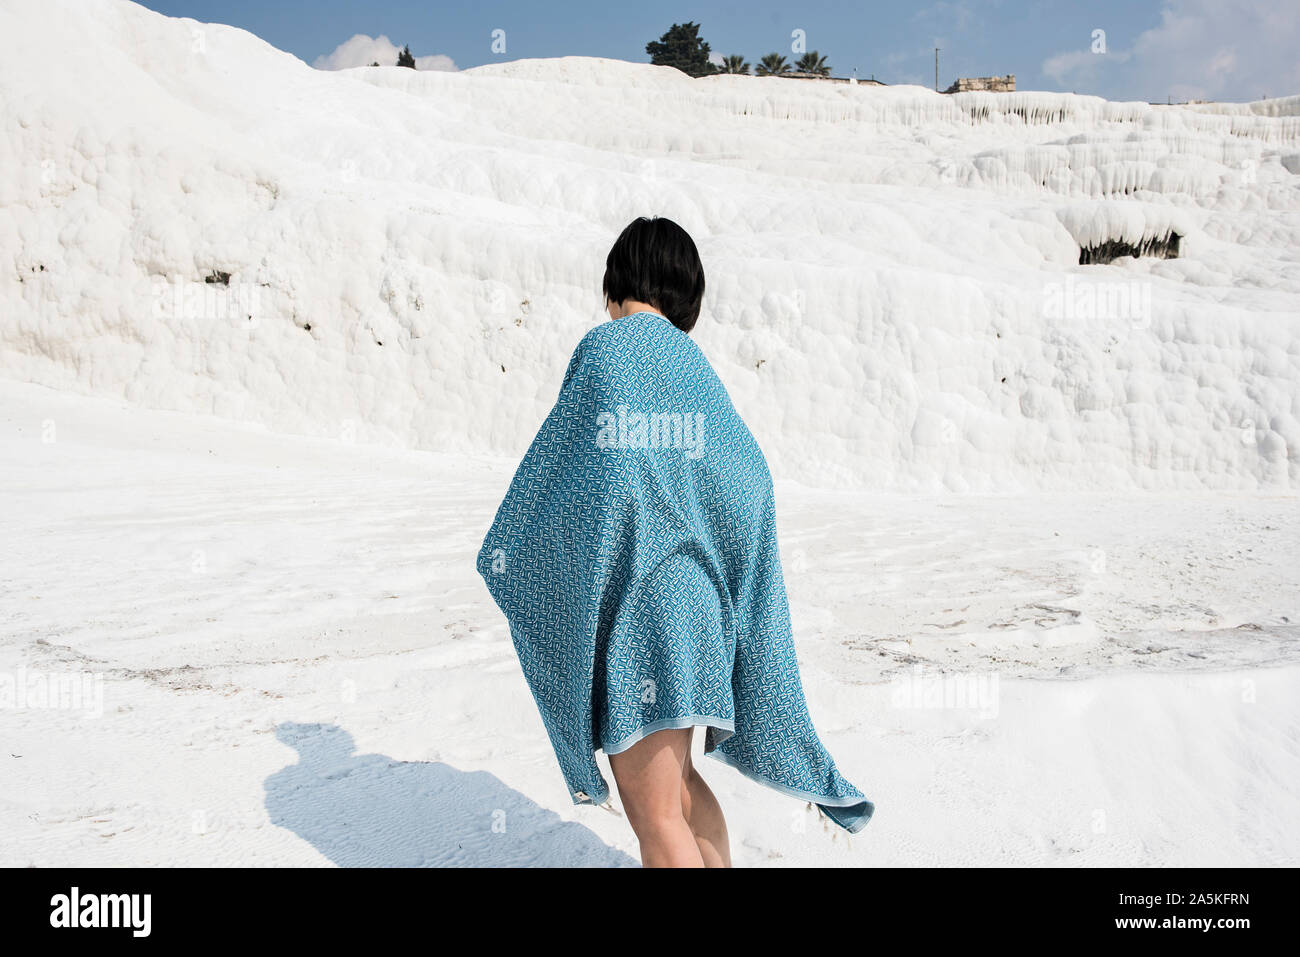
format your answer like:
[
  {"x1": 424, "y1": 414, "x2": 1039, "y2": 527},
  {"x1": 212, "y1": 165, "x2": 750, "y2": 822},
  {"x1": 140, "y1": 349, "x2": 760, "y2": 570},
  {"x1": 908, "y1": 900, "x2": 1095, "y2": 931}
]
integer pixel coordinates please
[{"x1": 2, "y1": 378, "x2": 1298, "y2": 867}]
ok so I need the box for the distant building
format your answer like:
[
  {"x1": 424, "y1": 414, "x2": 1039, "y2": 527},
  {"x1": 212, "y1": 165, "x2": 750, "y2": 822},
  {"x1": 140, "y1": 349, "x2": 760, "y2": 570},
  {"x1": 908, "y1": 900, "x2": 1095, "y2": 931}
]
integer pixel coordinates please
[{"x1": 943, "y1": 74, "x2": 1015, "y2": 94}]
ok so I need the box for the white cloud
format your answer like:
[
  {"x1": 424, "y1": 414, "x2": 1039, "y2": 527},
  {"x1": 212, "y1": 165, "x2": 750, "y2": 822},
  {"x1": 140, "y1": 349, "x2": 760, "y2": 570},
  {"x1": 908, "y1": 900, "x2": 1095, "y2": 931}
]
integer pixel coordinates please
[
  {"x1": 1040, "y1": 0, "x2": 1300, "y2": 103},
  {"x1": 312, "y1": 34, "x2": 457, "y2": 72},
  {"x1": 1042, "y1": 48, "x2": 1132, "y2": 87}
]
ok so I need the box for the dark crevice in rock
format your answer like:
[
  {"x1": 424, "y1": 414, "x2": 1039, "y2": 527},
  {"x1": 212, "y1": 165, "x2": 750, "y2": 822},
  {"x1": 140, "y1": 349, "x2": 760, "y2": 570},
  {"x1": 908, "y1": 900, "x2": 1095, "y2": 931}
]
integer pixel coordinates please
[{"x1": 1080, "y1": 232, "x2": 1181, "y2": 265}]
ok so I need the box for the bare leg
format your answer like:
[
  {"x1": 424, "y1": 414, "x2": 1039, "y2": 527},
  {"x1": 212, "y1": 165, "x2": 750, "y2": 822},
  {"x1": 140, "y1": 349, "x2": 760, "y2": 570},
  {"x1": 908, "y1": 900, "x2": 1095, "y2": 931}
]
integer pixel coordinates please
[
  {"x1": 609, "y1": 727, "x2": 704, "y2": 867},
  {"x1": 681, "y1": 738, "x2": 731, "y2": 867}
]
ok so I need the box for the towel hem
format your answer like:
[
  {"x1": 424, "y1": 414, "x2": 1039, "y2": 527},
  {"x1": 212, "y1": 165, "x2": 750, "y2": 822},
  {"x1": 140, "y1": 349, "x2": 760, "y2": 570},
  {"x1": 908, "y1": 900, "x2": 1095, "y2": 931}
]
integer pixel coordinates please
[
  {"x1": 704, "y1": 747, "x2": 875, "y2": 833},
  {"x1": 600, "y1": 714, "x2": 736, "y2": 756}
]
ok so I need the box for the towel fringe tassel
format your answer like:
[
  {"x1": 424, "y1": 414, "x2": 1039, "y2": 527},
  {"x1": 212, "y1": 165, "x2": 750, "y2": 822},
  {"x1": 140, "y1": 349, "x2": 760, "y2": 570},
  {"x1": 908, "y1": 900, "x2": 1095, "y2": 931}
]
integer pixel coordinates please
[{"x1": 806, "y1": 801, "x2": 852, "y2": 846}]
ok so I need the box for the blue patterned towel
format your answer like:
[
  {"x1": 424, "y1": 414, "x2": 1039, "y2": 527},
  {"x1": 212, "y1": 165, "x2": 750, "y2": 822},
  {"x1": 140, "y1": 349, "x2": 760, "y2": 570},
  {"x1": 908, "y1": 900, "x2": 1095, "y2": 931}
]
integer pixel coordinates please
[{"x1": 477, "y1": 312, "x2": 874, "y2": 833}]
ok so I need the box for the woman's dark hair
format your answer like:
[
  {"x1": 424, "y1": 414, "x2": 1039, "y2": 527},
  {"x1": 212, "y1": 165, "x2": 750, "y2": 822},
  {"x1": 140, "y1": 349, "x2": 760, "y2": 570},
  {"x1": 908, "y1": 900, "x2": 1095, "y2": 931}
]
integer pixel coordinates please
[{"x1": 602, "y1": 216, "x2": 705, "y2": 333}]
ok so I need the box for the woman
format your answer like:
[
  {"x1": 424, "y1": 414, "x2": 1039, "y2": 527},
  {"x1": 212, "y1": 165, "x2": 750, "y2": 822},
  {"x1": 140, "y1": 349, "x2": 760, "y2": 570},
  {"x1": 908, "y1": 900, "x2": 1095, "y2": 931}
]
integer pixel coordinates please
[{"x1": 478, "y1": 217, "x2": 872, "y2": 867}]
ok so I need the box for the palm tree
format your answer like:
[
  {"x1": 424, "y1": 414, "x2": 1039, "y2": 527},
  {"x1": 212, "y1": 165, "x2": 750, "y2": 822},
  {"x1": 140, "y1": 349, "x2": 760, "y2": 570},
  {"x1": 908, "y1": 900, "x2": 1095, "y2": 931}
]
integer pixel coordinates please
[
  {"x1": 721, "y1": 54, "x2": 750, "y2": 74},
  {"x1": 756, "y1": 53, "x2": 790, "y2": 77},
  {"x1": 795, "y1": 51, "x2": 831, "y2": 76}
]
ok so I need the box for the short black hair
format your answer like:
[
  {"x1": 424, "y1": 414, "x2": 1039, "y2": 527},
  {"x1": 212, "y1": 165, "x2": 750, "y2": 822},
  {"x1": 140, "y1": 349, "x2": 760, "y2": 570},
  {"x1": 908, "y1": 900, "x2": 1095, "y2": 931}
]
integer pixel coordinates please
[{"x1": 602, "y1": 216, "x2": 705, "y2": 333}]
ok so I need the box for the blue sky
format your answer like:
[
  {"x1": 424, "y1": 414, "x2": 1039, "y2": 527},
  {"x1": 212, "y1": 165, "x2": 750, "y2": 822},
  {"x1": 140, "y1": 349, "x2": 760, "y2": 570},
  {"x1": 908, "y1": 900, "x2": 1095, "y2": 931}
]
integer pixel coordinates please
[{"x1": 138, "y1": 0, "x2": 1298, "y2": 103}]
